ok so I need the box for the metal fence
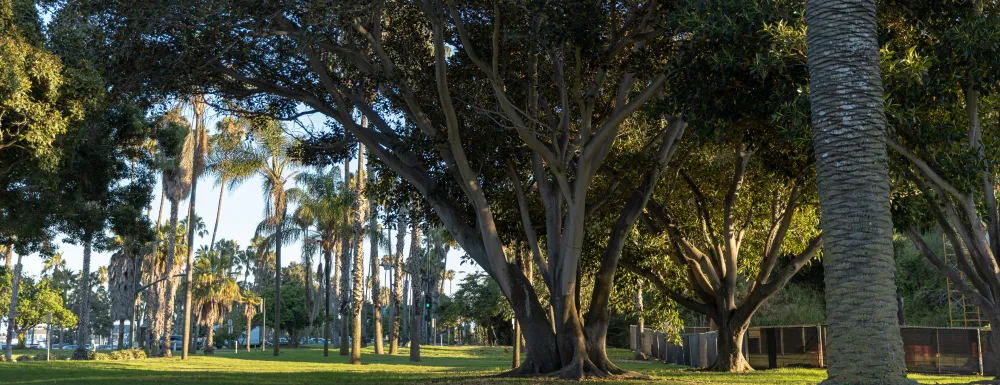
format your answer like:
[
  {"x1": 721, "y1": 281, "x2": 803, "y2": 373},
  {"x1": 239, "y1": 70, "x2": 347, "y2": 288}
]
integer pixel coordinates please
[{"x1": 631, "y1": 325, "x2": 990, "y2": 375}]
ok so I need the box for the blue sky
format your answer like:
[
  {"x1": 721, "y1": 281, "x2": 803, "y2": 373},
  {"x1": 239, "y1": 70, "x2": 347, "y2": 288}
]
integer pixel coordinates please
[{"x1": 17, "y1": 108, "x2": 480, "y2": 297}]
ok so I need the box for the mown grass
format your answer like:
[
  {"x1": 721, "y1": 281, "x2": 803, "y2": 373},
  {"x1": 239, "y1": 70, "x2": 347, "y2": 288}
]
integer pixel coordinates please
[{"x1": 0, "y1": 345, "x2": 986, "y2": 384}]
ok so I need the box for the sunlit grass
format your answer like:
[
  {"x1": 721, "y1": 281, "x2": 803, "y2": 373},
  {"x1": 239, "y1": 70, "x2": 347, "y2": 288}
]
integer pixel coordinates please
[{"x1": 0, "y1": 345, "x2": 987, "y2": 384}]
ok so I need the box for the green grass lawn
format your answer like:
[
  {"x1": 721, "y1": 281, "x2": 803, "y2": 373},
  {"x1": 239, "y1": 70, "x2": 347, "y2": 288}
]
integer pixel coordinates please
[{"x1": 0, "y1": 345, "x2": 986, "y2": 384}]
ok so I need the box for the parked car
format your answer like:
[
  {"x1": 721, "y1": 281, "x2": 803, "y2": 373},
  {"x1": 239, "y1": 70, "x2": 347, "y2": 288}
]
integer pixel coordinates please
[
  {"x1": 307, "y1": 338, "x2": 325, "y2": 344},
  {"x1": 97, "y1": 345, "x2": 112, "y2": 351},
  {"x1": 27, "y1": 344, "x2": 40, "y2": 349},
  {"x1": 61, "y1": 345, "x2": 77, "y2": 350}
]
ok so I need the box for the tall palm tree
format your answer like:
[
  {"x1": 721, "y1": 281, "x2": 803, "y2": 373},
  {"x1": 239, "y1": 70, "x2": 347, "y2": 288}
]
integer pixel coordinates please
[
  {"x1": 390, "y1": 210, "x2": 406, "y2": 355},
  {"x1": 228, "y1": 118, "x2": 298, "y2": 356},
  {"x1": 207, "y1": 116, "x2": 248, "y2": 251},
  {"x1": 192, "y1": 249, "x2": 241, "y2": 354},
  {"x1": 407, "y1": 218, "x2": 422, "y2": 362},
  {"x1": 156, "y1": 107, "x2": 194, "y2": 357},
  {"x1": 444, "y1": 270, "x2": 455, "y2": 297},
  {"x1": 288, "y1": 168, "x2": 349, "y2": 356},
  {"x1": 368, "y1": 201, "x2": 385, "y2": 355},
  {"x1": 239, "y1": 291, "x2": 261, "y2": 353},
  {"x1": 339, "y1": 156, "x2": 353, "y2": 356},
  {"x1": 349, "y1": 141, "x2": 369, "y2": 365},
  {"x1": 182, "y1": 95, "x2": 210, "y2": 359},
  {"x1": 41, "y1": 252, "x2": 64, "y2": 279},
  {"x1": 806, "y1": 1, "x2": 910, "y2": 383}
]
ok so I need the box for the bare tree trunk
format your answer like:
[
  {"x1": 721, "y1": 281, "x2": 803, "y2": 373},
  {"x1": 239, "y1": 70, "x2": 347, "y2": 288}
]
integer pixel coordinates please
[
  {"x1": 408, "y1": 221, "x2": 422, "y2": 362},
  {"x1": 73, "y1": 238, "x2": 94, "y2": 360},
  {"x1": 339, "y1": 158, "x2": 351, "y2": 356},
  {"x1": 4, "y1": 250, "x2": 21, "y2": 361},
  {"x1": 370, "y1": 201, "x2": 383, "y2": 355},
  {"x1": 391, "y1": 212, "x2": 406, "y2": 355},
  {"x1": 160, "y1": 201, "x2": 180, "y2": 357},
  {"x1": 633, "y1": 283, "x2": 646, "y2": 360},
  {"x1": 324, "y1": 247, "x2": 332, "y2": 356},
  {"x1": 273, "y1": 215, "x2": 284, "y2": 357},
  {"x1": 350, "y1": 140, "x2": 368, "y2": 365},
  {"x1": 807, "y1": 1, "x2": 911, "y2": 383}
]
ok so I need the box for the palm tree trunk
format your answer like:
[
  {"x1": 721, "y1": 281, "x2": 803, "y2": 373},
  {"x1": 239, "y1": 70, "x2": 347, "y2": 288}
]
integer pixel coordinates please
[
  {"x1": 408, "y1": 221, "x2": 422, "y2": 362},
  {"x1": 182, "y1": 173, "x2": 201, "y2": 359},
  {"x1": 72, "y1": 237, "x2": 94, "y2": 360},
  {"x1": 273, "y1": 215, "x2": 284, "y2": 356},
  {"x1": 390, "y1": 213, "x2": 405, "y2": 355},
  {"x1": 161, "y1": 200, "x2": 181, "y2": 357},
  {"x1": 4, "y1": 250, "x2": 22, "y2": 361},
  {"x1": 806, "y1": 1, "x2": 911, "y2": 383},
  {"x1": 370, "y1": 202, "x2": 383, "y2": 355},
  {"x1": 209, "y1": 177, "x2": 225, "y2": 252},
  {"x1": 350, "y1": 142, "x2": 367, "y2": 365},
  {"x1": 324, "y1": 247, "x2": 332, "y2": 356},
  {"x1": 339, "y1": 157, "x2": 352, "y2": 356}
]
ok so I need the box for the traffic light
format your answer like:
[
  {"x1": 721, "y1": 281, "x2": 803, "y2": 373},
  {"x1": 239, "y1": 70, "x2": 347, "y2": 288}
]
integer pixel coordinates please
[{"x1": 424, "y1": 293, "x2": 432, "y2": 308}]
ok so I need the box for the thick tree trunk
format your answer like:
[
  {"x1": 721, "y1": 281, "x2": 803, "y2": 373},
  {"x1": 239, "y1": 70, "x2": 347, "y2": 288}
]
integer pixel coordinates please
[
  {"x1": 73, "y1": 239, "x2": 94, "y2": 360},
  {"x1": 160, "y1": 201, "x2": 181, "y2": 357},
  {"x1": 710, "y1": 323, "x2": 751, "y2": 372},
  {"x1": 5, "y1": 250, "x2": 21, "y2": 361},
  {"x1": 370, "y1": 202, "x2": 383, "y2": 355},
  {"x1": 117, "y1": 320, "x2": 125, "y2": 350},
  {"x1": 273, "y1": 217, "x2": 284, "y2": 356},
  {"x1": 409, "y1": 222, "x2": 422, "y2": 362},
  {"x1": 806, "y1": 1, "x2": 912, "y2": 383},
  {"x1": 205, "y1": 326, "x2": 215, "y2": 355},
  {"x1": 182, "y1": 156, "x2": 201, "y2": 360},
  {"x1": 390, "y1": 214, "x2": 405, "y2": 355},
  {"x1": 339, "y1": 159, "x2": 352, "y2": 356},
  {"x1": 350, "y1": 141, "x2": 367, "y2": 365},
  {"x1": 324, "y1": 247, "x2": 332, "y2": 357}
]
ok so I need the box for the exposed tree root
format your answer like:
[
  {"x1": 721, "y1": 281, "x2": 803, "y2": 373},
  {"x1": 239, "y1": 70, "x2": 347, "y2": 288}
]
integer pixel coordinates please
[{"x1": 705, "y1": 360, "x2": 754, "y2": 373}]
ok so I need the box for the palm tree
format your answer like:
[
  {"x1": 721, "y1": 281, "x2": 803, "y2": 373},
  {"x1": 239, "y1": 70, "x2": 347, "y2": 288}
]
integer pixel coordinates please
[
  {"x1": 182, "y1": 95, "x2": 210, "y2": 359},
  {"x1": 41, "y1": 252, "x2": 64, "y2": 279},
  {"x1": 806, "y1": 1, "x2": 910, "y2": 383},
  {"x1": 444, "y1": 270, "x2": 455, "y2": 297},
  {"x1": 239, "y1": 291, "x2": 262, "y2": 354},
  {"x1": 192, "y1": 249, "x2": 241, "y2": 354},
  {"x1": 349, "y1": 141, "x2": 369, "y2": 365},
  {"x1": 207, "y1": 116, "x2": 248, "y2": 251},
  {"x1": 228, "y1": 118, "x2": 298, "y2": 356},
  {"x1": 288, "y1": 168, "x2": 350, "y2": 356},
  {"x1": 155, "y1": 107, "x2": 194, "y2": 357},
  {"x1": 390, "y1": 210, "x2": 406, "y2": 355}
]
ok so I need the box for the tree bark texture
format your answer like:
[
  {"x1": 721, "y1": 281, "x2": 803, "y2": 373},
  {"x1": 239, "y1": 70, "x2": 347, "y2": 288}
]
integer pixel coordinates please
[
  {"x1": 5, "y1": 250, "x2": 21, "y2": 361},
  {"x1": 390, "y1": 212, "x2": 406, "y2": 355},
  {"x1": 807, "y1": 1, "x2": 911, "y2": 383},
  {"x1": 272, "y1": 216, "x2": 283, "y2": 356},
  {"x1": 350, "y1": 141, "x2": 368, "y2": 365},
  {"x1": 72, "y1": 239, "x2": 93, "y2": 360},
  {"x1": 370, "y1": 200, "x2": 383, "y2": 355},
  {"x1": 408, "y1": 221, "x2": 422, "y2": 362}
]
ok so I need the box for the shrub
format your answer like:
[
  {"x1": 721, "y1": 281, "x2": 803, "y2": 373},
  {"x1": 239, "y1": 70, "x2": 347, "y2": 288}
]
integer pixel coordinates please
[
  {"x1": 129, "y1": 349, "x2": 146, "y2": 359},
  {"x1": 0, "y1": 355, "x2": 7, "y2": 363},
  {"x1": 204, "y1": 345, "x2": 216, "y2": 355},
  {"x1": 16, "y1": 355, "x2": 33, "y2": 362},
  {"x1": 92, "y1": 352, "x2": 111, "y2": 361},
  {"x1": 33, "y1": 352, "x2": 50, "y2": 361},
  {"x1": 109, "y1": 350, "x2": 132, "y2": 360}
]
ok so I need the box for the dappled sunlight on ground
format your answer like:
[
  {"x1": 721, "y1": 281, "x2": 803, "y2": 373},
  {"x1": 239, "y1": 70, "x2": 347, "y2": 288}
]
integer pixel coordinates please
[{"x1": 0, "y1": 346, "x2": 988, "y2": 384}]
